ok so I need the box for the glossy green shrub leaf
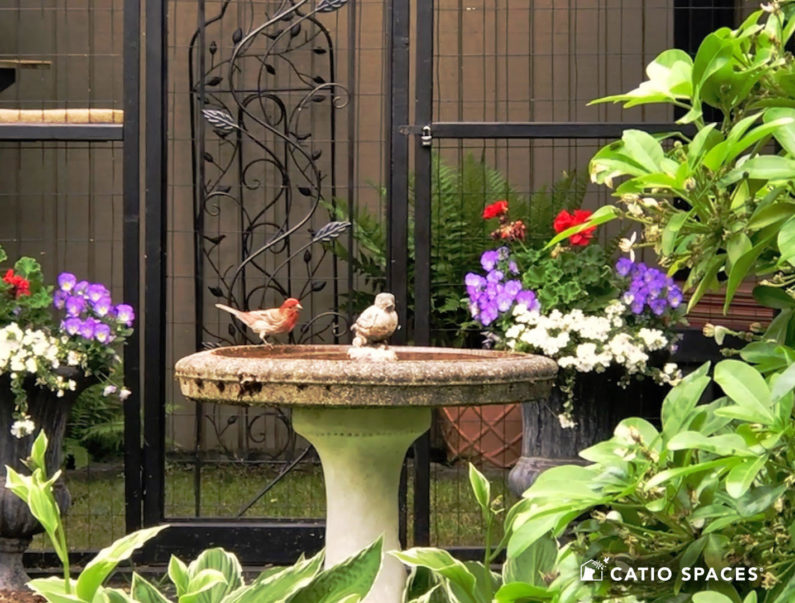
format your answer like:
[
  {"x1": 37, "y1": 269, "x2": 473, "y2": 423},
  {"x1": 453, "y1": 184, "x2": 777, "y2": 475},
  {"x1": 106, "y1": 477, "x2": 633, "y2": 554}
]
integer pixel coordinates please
[
  {"x1": 779, "y1": 215, "x2": 795, "y2": 266},
  {"x1": 725, "y1": 455, "x2": 766, "y2": 498},
  {"x1": 661, "y1": 363, "x2": 711, "y2": 440},
  {"x1": 667, "y1": 431, "x2": 751, "y2": 456},
  {"x1": 714, "y1": 360, "x2": 773, "y2": 421}
]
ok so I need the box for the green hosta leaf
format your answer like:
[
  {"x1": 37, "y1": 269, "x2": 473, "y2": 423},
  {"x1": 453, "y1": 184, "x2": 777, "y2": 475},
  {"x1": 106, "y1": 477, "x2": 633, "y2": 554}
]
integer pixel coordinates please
[
  {"x1": 468, "y1": 464, "x2": 490, "y2": 520},
  {"x1": 26, "y1": 577, "x2": 83, "y2": 603},
  {"x1": 393, "y1": 548, "x2": 476, "y2": 600},
  {"x1": 187, "y1": 547, "x2": 243, "y2": 603},
  {"x1": 76, "y1": 525, "x2": 168, "y2": 601},
  {"x1": 713, "y1": 360, "x2": 774, "y2": 424},
  {"x1": 105, "y1": 588, "x2": 139, "y2": 602},
  {"x1": 169, "y1": 555, "x2": 190, "y2": 596},
  {"x1": 30, "y1": 431, "x2": 48, "y2": 471},
  {"x1": 131, "y1": 573, "x2": 171, "y2": 603},
  {"x1": 225, "y1": 550, "x2": 323, "y2": 603},
  {"x1": 288, "y1": 537, "x2": 382, "y2": 603},
  {"x1": 725, "y1": 455, "x2": 767, "y2": 498},
  {"x1": 181, "y1": 568, "x2": 227, "y2": 603}
]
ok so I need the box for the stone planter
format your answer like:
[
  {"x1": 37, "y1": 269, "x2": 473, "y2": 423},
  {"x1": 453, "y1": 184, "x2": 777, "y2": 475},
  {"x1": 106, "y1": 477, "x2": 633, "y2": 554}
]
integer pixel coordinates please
[
  {"x1": 0, "y1": 373, "x2": 88, "y2": 590},
  {"x1": 439, "y1": 403, "x2": 522, "y2": 469},
  {"x1": 508, "y1": 371, "x2": 666, "y2": 496}
]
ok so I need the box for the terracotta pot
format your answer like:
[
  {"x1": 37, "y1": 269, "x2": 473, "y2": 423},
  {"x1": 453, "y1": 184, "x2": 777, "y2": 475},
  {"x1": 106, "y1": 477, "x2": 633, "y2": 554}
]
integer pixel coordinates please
[
  {"x1": 439, "y1": 403, "x2": 522, "y2": 469},
  {"x1": 0, "y1": 373, "x2": 89, "y2": 590}
]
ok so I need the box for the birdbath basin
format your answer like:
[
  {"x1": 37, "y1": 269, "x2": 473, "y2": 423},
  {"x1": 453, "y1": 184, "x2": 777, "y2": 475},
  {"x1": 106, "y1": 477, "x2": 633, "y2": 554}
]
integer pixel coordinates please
[{"x1": 175, "y1": 345, "x2": 556, "y2": 602}]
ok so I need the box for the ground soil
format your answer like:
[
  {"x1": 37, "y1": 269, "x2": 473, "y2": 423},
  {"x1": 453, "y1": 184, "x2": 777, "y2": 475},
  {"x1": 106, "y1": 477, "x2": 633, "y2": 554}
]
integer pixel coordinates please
[{"x1": 0, "y1": 590, "x2": 45, "y2": 602}]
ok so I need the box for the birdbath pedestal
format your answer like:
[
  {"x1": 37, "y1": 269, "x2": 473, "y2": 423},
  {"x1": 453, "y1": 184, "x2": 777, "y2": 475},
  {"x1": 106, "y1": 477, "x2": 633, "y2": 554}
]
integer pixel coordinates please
[{"x1": 175, "y1": 345, "x2": 556, "y2": 603}]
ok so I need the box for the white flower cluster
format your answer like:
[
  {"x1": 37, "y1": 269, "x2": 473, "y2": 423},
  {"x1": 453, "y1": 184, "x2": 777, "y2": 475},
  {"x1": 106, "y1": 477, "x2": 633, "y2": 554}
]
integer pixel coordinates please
[
  {"x1": 0, "y1": 325, "x2": 82, "y2": 438},
  {"x1": 506, "y1": 300, "x2": 680, "y2": 384}
]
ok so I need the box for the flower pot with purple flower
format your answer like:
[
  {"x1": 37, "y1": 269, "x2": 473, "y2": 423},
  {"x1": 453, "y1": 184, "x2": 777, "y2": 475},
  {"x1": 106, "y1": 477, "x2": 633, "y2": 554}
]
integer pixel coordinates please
[
  {"x1": 0, "y1": 246, "x2": 134, "y2": 589},
  {"x1": 462, "y1": 203, "x2": 685, "y2": 493}
]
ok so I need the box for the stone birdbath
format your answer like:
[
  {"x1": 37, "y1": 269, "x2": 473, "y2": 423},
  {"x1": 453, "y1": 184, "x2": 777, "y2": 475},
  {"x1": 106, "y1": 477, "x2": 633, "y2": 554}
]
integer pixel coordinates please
[{"x1": 175, "y1": 345, "x2": 556, "y2": 603}]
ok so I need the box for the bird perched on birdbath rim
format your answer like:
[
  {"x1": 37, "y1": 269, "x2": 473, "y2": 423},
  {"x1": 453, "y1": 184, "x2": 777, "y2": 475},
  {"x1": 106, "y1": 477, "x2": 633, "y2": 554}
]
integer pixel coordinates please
[
  {"x1": 216, "y1": 298, "x2": 302, "y2": 346},
  {"x1": 351, "y1": 292, "x2": 398, "y2": 347}
]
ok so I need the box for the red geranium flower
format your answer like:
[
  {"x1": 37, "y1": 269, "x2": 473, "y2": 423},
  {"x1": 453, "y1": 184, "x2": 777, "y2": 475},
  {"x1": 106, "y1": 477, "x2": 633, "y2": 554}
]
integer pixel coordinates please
[
  {"x1": 3, "y1": 269, "x2": 31, "y2": 298},
  {"x1": 553, "y1": 209, "x2": 596, "y2": 247},
  {"x1": 482, "y1": 200, "x2": 509, "y2": 220}
]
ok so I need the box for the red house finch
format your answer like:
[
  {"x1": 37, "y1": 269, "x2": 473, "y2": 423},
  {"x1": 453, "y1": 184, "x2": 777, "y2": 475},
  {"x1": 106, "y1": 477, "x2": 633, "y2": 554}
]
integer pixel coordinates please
[
  {"x1": 216, "y1": 298, "x2": 302, "y2": 345},
  {"x1": 351, "y1": 292, "x2": 398, "y2": 347}
]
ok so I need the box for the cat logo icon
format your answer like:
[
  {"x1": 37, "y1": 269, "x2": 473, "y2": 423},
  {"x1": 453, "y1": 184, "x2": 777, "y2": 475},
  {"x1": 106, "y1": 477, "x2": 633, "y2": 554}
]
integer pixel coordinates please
[{"x1": 580, "y1": 559, "x2": 605, "y2": 581}]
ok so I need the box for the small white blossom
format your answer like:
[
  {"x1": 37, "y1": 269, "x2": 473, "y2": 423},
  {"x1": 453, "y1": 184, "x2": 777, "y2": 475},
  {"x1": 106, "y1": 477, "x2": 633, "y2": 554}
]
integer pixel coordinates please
[
  {"x1": 10, "y1": 417, "x2": 36, "y2": 439},
  {"x1": 119, "y1": 388, "x2": 132, "y2": 401}
]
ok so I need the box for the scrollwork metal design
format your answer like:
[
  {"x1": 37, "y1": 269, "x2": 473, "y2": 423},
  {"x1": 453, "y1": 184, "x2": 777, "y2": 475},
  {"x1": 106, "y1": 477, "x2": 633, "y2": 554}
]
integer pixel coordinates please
[{"x1": 187, "y1": 0, "x2": 353, "y2": 489}]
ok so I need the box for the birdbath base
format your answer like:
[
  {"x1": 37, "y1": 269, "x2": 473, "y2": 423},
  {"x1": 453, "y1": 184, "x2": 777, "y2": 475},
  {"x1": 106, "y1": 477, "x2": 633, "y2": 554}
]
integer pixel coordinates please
[{"x1": 292, "y1": 406, "x2": 431, "y2": 603}]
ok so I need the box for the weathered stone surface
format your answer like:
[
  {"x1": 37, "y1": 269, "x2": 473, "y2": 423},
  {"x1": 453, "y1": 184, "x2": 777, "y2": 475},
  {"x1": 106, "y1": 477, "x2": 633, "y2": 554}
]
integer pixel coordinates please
[{"x1": 175, "y1": 345, "x2": 557, "y2": 408}]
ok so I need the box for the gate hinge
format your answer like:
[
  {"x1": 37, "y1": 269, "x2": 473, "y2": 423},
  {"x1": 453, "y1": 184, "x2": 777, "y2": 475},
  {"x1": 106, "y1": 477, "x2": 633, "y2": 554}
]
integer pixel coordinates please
[{"x1": 420, "y1": 125, "x2": 432, "y2": 147}]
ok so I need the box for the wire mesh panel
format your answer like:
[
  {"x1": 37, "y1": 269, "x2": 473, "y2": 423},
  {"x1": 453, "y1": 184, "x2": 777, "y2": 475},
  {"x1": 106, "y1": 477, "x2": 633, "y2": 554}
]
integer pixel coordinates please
[{"x1": 0, "y1": 0, "x2": 128, "y2": 554}]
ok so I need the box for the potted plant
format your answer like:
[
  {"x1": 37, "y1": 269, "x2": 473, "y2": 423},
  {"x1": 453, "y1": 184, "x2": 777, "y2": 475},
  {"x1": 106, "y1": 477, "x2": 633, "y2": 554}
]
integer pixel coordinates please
[
  {"x1": 463, "y1": 201, "x2": 684, "y2": 492},
  {"x1": 0, "y1": 244, "x2": 133, "y2": 589}
]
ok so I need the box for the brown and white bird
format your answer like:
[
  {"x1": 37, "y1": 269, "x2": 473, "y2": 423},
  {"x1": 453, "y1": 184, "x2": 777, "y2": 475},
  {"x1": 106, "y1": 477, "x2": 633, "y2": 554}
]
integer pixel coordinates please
[
  {"x1": 351, "y1": 292, "x2": 398, "y2": 347},
  {"x1": 216, "y1": 298, "x2": 303, "y2": 346}
]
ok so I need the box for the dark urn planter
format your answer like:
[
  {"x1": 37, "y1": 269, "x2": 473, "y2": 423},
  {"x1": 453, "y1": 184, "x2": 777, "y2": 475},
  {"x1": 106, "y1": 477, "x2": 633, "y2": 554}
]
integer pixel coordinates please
[
  {"x1": 508, "y1": 371, "x2": 667, "y2": 496},
  {"x1": 0, "y1": 373, "x2": 88, "y2": 590}
]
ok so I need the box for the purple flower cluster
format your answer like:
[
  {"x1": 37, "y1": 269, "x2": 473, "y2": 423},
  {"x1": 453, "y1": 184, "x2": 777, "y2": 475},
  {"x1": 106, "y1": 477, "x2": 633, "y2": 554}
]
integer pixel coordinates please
[
  {"x1": 616, "y1": 259, "x2": 683, "y2": 316},
  {"x1": 466, "y1": 248, "x2": 539, "y2": 326},
  {"x1": 54, "y1": 272, "x2": 135, "y2": 343}
]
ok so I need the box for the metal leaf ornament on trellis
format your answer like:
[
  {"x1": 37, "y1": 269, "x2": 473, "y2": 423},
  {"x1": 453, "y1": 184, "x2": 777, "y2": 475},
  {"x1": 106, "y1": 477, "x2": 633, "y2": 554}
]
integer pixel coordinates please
[
  {"x1": 317, "y1": 0, "x2": 349, "y2": 13},
  {"x1": 202, "y1": 108, "x2": 237, "y2": 134},
  {"x1": 312, "y1": 221, "x2": 350, "y2": 243}
]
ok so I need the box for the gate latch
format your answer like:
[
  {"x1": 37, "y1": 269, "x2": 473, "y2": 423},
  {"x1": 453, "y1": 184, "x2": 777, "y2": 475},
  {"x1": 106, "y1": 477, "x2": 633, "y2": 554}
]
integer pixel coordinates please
[{"x1": 420, "y1": 125, "x2": 432, "y2": 147}]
